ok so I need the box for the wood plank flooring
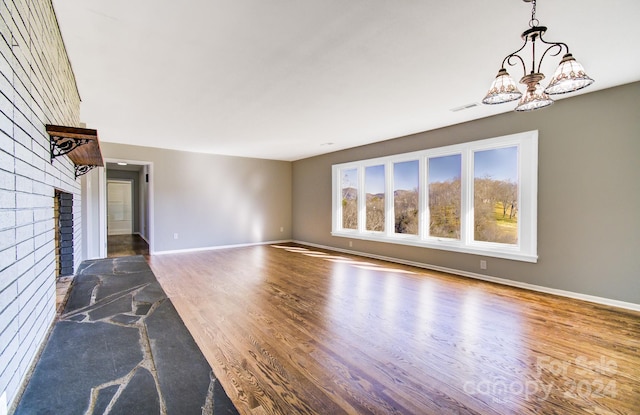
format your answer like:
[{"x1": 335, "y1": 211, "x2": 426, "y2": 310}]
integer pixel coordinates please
[{"x1": 148, "y1": 244, "x2": 640, "y2": 415}]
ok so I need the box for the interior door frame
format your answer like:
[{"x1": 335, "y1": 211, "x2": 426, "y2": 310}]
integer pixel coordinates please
[{"x1": 99, "y1": 158, "x2": 155, "y2": 256}]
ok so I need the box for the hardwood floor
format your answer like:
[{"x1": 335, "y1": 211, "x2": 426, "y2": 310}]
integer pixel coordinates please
[
  {"x1": 107, "y1": 234, "x2": 149, "y2": 258},
  {"x1": 148, "y1": 244, "x2": 640, "y2": 415}
]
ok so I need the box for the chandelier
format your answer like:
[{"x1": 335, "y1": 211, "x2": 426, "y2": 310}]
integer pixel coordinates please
[{"x1": 482, "y1": 0, "x2": 594, "y2": 112}]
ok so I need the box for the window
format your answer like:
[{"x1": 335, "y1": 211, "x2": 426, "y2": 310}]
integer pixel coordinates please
[
  {"x1": 365, "y1": 165, "x2": 385, "y2": 232},
  {"x1": 332, "y1": 131, "x2": 538, "y2": 262},
  {"x1": 394, "y1": 161, "x2": 419, "y2": 235},
  {"x1": 473, "y1": 147, "x2": 518, "y2": 244},
  {"x1": 341, "y1": 168, "x2": 358, "y2": 230},
  {"x1": 428, "y1": 154, "x2": 461, "y2": 239}
]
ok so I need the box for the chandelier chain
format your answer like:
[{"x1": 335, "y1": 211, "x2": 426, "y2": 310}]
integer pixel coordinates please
[{"x1": 529, "y1": 0, "x2": 539, "y2": 27}]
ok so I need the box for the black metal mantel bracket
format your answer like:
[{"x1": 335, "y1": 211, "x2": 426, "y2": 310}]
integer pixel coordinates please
[
  {"x1": 74, "y1": 164, "x2": 98, "y2": 178},
  {"x1": 50, "y1": 135, "x2": 91, "y2": 162}
]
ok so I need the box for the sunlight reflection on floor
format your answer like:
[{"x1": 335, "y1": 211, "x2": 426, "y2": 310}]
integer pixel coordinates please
[{"x1": 271, "y1": 245, "x2": 416, "y2": 275}]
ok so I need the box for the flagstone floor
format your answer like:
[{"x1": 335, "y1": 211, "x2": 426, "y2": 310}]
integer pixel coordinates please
[{"x1": 15, "y1": 256, "x2": 239, "y2": 415}]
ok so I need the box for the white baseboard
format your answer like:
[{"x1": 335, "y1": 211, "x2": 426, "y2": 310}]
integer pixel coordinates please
[
  {"x1": 152, "y1": 239, "x2": 294, "y2": 256},
  {"x1": 293, "y1": 240, "x2": 640, "y2": 312}
]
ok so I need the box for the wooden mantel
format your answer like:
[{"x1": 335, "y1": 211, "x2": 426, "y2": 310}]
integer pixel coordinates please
[{"x1": 46, "y1": 124, "x2": 104, "y2": 177}]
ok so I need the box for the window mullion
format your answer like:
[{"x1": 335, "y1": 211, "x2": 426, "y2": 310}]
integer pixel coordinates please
[
  {"x1": 333, "y1": 167, "x2": 340, "y2": 231},
  {"x1": 385, "y1": 161, "x2": 394, "y2": 237},
  {"x1": 357, "y1": 166, "x2": 365, "y2": 233},
  {"x1": 461, "y1": 148, "x2": 473, "y2": 247},
  {"x1": 420, "y1": 156, "x2": 428, "y2": 240}
]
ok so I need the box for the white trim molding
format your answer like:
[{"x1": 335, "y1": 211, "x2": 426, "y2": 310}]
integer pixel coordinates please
[{"x1": 153, "y1": 239, "x2": 294, "y2": 255}]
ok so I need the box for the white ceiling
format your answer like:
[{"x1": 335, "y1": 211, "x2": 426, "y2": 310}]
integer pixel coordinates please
[
  {"x1": 105, "y1": 162, "x2": 143, "y2": 172},
  {"x1": 52, "y1": 0, "x2": 640, "y2": 161}
]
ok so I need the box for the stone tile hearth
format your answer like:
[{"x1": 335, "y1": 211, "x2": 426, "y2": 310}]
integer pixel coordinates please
[{"x1": 14, "y1": 256, "x2": 239, "y2": 415}]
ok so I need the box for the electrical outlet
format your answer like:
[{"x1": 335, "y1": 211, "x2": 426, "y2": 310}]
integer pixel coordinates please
[
  {"x1": 280, "y1": 226, "x2": 284, "y2": 232},
  {"x1": 480, "y1": 260, "x2": 487, "y2": 270},
  {"x1": 173, "y1": 233, "x2": 178, "y2": 240},
  {"x1": 349, "y1": 241, "x2": 353, "y2": 247}
]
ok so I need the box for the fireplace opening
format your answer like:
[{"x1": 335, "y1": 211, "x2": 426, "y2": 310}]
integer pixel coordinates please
[{"x1": 54, "y1": 190, "x2": 74, "y2": 277}]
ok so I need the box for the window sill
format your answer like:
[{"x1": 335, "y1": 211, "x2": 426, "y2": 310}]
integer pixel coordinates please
[{"x1": 331, "y1": 231, "x2": 538, "y2": 263}]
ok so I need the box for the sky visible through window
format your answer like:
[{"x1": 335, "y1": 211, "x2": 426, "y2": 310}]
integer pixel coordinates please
[
  {"x1": 428, "y1": 155, "x2": 461, "y2": 183},
  {"x1": 394, "y1": 160, "x2": 418, "y2": 190},
  {"x1": 365, "y1": 165, "x2": 385, "y2": 194},
  {"x1": 474, "y1": 146, "x2": 518, "y2": 181},
  {"x1": 348, "y1": 146, "x2": 517, "y2": 193},
  {"x1": 342, "y1": 168, "x2": 358, "y2": 188}
]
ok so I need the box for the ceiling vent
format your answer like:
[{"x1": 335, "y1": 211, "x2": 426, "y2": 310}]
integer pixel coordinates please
[{"x1": 450, "y1": 103, "x2": 479, "y2": 112}]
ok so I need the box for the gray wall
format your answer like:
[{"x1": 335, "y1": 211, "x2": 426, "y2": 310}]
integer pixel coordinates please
[
  {"x1": 106, "y1": 169, "x2": 140, "y2": 233},
  {"x1": 0, "y1": 0, "x2": 82, "y2": 410},
  {"x1": 292, "y1": 82, "x2": 640, "y2": 304},
  {"x1": 100, "y1": 143, "x2": 292, "y2": 252}
]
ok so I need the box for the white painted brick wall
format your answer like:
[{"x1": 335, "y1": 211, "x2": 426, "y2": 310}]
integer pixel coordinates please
[
  {"x1": 0, "y1": 229, "x2": 14, "y2": 250},
  {"x1": 0, "y1": 318, "x2": 19, "y2": 379},
  {"x1": 0, "y1": 248, "x2": 15, "y2": 274},
  {"x1": 0, "y1": 0, "x2": 82, "y2": 411}
]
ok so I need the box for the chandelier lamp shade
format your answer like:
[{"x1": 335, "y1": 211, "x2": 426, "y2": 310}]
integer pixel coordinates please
[{"x1": 482, "y1": 0, "x2": 594, "y2": 112}]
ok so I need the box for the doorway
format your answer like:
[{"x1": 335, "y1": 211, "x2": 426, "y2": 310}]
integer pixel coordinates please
[
  {"x1": 103, "y1": 161, "x2": 153, "y2": 258},
  {"x1": 107, "y1": 179, "x2": 133, "y2": 235}
]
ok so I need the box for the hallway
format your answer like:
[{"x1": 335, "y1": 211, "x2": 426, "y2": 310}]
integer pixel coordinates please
[{"x1": 107, "y1": 234, "x2": 149, "y2": 258}]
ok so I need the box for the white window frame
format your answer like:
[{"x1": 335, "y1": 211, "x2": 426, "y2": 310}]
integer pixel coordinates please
[{"x1": 332, "y1": 130, "x2": 538, "y2": 263}]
